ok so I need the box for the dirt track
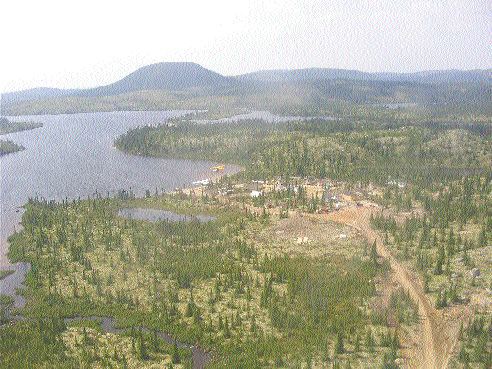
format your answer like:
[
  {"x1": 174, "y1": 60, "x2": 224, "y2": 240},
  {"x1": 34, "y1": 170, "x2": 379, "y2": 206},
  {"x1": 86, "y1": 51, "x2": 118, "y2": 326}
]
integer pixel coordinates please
[{"x1": 322, "y1": 206, "x2": 462, "y2": 369}]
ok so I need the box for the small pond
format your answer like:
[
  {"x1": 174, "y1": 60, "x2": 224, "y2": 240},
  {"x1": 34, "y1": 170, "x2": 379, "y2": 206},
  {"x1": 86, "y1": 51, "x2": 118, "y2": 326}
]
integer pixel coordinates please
[{"x1": 118, "y1": 208, "x2": 216, "y2": 223}]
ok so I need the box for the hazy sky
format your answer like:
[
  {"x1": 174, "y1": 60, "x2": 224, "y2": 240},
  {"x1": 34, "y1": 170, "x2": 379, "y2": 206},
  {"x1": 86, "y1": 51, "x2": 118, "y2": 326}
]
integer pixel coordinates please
[{"x1": 1, "y1": 0, "x2": 490, "y2": 92}]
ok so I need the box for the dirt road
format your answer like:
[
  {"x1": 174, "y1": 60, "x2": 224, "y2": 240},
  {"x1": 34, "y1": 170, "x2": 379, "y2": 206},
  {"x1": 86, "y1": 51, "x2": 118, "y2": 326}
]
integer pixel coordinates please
[{"x1": 322, "y1": 206, "x2": 461, "y2": 369}]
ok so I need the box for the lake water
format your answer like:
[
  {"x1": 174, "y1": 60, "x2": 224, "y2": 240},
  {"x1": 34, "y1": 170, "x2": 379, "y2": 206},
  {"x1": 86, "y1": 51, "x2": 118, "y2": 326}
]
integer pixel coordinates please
[
  {"x1": 118, "y1": 207, "x2": 216, "y2": 223},
  {"x1": 0, "y1": 110, "x2": 240, "y2": 304},
  {"x1": 194, "y1": 110, "x2": 337, "y2": 124}
]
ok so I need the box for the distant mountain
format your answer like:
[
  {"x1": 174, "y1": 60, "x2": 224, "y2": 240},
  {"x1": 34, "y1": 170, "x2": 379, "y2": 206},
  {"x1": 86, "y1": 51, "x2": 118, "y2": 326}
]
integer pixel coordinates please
[
  {"x1": 1, "y1": 87, "x2": 79, "y2": 105},
  {"x1": 1, "y1": 62, "x2": 234, "y2": 107},
  {"x1": 237, "y1": 68, "x2": 369, "y2": 83},
  {"x1": 237, "y1": 68, "x2": 492, "y2": 84},
  {"x1": 2, "y1": 62, "x2": 490, "y2": 115},
  {"x1": 78, "y1": 62, "x2": 235, "y2": 97},
  {"x1": 397, "y1": 69, "x2": 492, "y2": 83}
]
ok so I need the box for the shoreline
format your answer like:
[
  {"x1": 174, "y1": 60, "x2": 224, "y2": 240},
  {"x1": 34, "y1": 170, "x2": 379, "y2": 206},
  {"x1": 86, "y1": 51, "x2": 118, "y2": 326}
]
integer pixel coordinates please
[
  {"x1": 0, "y1": 162, "x2": 241, "y2": 368},
  {"x1": 0, "y1": 162, "x2": 241, "y2": 309}
]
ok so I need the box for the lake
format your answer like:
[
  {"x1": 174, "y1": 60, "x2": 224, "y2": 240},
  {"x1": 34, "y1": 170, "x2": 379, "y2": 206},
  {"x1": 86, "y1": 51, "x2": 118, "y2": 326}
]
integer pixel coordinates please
[{"x1": 0, "y1": 110, "x2": 240, "y2": 304}]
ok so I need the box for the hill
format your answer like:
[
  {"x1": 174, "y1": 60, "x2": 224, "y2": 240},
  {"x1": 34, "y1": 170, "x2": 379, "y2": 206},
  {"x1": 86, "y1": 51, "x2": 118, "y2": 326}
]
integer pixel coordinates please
[
  {"x1": 78, "y1": 62, "x2": 234, "y2": 97},
  {"x1": 237, "y1": 68, "x2": 492, "y2": 84},
  {"x1": 1, "y1": 62, "x2": 234, "y2": 108},
  {"x1": 1, "y1": 63, "x2": 490, "y2": 116},
  {"x1": 1, "y1": 87, "x2": 79, "y2": 105}
]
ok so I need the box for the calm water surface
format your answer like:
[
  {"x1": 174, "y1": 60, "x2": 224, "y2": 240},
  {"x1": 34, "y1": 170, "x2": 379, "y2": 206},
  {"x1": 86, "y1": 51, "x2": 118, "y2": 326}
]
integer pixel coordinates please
[
  {"x1": 194, "y1": 110, "x2": 336, "y2": 123},
  {"x1": 0, "y1": 110, "x2": 239, "y2": 304},
  {"x1": 118, "y1": 208, "x2": 216, "y2": 223}
]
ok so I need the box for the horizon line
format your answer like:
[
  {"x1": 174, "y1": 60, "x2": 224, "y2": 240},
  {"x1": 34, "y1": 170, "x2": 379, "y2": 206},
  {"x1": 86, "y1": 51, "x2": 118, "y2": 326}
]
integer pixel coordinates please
[{"x1": 2, "y1": 62, "x2": 491, "y2": 94}]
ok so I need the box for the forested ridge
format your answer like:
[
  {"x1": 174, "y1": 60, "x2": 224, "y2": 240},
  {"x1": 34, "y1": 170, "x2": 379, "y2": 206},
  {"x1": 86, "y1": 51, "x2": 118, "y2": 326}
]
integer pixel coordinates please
[{"x1": 4, "y1": 62, "x2": 491, "y2": 117}]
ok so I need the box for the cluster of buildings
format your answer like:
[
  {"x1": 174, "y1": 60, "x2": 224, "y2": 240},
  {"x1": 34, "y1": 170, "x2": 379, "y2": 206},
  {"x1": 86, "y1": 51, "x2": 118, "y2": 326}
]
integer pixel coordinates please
[
  {"x1": 185, "y1": 175, "x2": 382, "y2": 212},
  {"x1": 216, "y1": 177, "x2": 351, "y2": 212}
]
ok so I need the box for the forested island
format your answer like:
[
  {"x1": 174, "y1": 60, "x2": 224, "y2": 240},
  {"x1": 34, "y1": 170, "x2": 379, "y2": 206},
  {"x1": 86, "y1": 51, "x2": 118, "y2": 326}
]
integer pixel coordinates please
[
  {"x1": 0, "y1": 139, "x2": 24, "y2": 156},
  {"x1": 0, "y1": 117, "x2": 43, "y2": 135},
  {"x1": 0, "y1": 117, "x2": 42, "y2": 155}
]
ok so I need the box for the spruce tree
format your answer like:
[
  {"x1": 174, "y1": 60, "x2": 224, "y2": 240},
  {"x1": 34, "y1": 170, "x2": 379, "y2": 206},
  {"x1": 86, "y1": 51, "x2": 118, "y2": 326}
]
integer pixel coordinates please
[
  {"x1": 434, "y1": 244, "x2": 445, "y2": 275},
  {"x1": 365, "y1": 328, "x2": 375, "y2": 353},
  {"x1": 370, "y1": 240, "x2": 378, "y2": 265},
  {"x1": 172, "y1": 341, "x2": 181, "y2": 364},
  {"x1": 335, "y1": 331, "x2": 345, "y2": 354}
]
